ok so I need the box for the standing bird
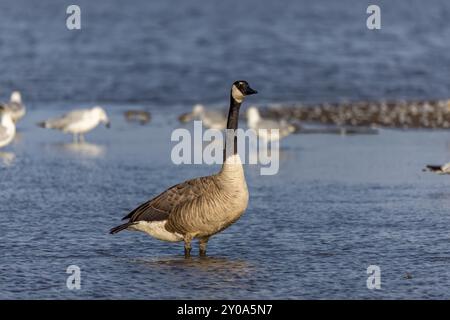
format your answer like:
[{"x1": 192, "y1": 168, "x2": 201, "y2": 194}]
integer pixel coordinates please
[
  {"x1": 37, "y1": 106, "x2": 110, "y2": 143},
  {"x1": 3, "y1": 91, "x2": 26, "y2": 123},
  {"x1": 247, "y1": 106, "x2": 298, "y2": 141},
  {"x1": 124, "y1": 110, "x2": 151, "y2": 125},
  {"x1": 179, "y1": 104, "x2": 227, "y2": 130},
  {"x1": 110, "y1": 81, "x2": 258, "y2": 257},
  {"x1": 424, "y1": 163, "x2": 450, "y2": 174},
  {"x1": 0, "y1": 106, "x2": 16, "y2": 149}
]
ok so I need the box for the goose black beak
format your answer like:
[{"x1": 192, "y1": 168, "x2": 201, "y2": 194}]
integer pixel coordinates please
[{"x1": 245, "y1": 87, "x2": 258, "y2": 96}]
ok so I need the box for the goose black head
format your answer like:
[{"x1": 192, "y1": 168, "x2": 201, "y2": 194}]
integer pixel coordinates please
[{"x1": 231, "y1": 80, "x2": 258, "y2": 103}]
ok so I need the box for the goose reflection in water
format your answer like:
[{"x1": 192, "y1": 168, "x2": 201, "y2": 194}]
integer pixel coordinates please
[
  {"x1": 132, "y1": 256, "x2": 254, "y2": 275},
  {"x1": 129, "y1": 256, "x2": 256, "y2": 296}
]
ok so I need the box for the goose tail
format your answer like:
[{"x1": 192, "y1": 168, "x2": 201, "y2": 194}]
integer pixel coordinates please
[{"x1": 110, "y1": 222, "x2": 133, "y2": 234}]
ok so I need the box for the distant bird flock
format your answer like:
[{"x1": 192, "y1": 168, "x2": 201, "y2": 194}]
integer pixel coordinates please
[
  {"x1": 267, "y1": 100, "x2": 450, "y2": 129},
  {"x1": 3, "y1": 86, "x2": 450, "y2": 256}
]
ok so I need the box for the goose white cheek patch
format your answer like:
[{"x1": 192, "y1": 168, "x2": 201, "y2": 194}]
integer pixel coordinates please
[
  {"x1": 231, "y1": 85, "x2": 245, "y2": 103},
  {"x1": 171, "y1": 121, "x2": 280, "y2": 175}
]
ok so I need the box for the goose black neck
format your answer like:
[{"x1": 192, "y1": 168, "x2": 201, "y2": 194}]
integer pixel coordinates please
[
  {"x1": 226, "y1": 95, "x2": 241, "y2": 131},
  {"x1": 223, "y1": 95, "x2": 241, "y2": 160}
]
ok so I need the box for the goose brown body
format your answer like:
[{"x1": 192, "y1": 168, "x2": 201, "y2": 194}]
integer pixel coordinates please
[{"x1": 164, "y1": 155, "x2": 248, "y2": 237}]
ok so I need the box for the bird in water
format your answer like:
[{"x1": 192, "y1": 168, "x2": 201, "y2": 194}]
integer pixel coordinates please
[
  {"x1": 37, "y1": 106, "x2": 110, "y2": 143},
  {"x1": 110, "y1": 81, "x2": 258, "y2": 257},
  {"x1": 0, "y1": 106, "x2": 16, "y2": 149},
  {"x1": 2, "y1": 91, "x2": 26, "y2": 124},
  {"x1": 124, "y1": 110, "x2": 151, "y2": 125},
  {"x1": 424, "y1": 163, "x2": 450, "y2": 174},
  {"x1": 246, "y1": 106, "x2": 298, "y2": 141}
]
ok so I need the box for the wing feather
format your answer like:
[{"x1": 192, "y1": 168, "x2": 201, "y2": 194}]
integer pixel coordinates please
[
  {"x1": 44, "y1": 109, "x2": 89, "y2": 129},
  {"x1": 123, "y1": 176, "x2": 217, "y2": 223}
]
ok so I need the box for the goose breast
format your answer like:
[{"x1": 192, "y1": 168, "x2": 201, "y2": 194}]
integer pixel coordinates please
[{"x1": 165, "y1": 171, "x2": 248, "y2": 237}]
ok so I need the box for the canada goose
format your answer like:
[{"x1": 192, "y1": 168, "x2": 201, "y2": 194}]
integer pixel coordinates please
[
  {"x1": 124, "y1": 110, "x2": 151, "y2": 125},
  {"x1": 424, "y1": 163, "x2": 450, "y2": 174},
  {"x1": 179, "y1": 104, "x2": 227, "y2": 130},
  {"x1": 0, "y1": 106, "x2": 16, "y2": 149},
  {"x1": 247, "y1": 106, "x2": 298, "y2": 141},
  {"x1": 3, "y1": 91, "x2": 26, "y2": 123},
  {"x1": 110, "y1": 80, "x2": 257, "y2": 257},
  {"x1": 37, "y1": 106, "x2": 110, "y2": 143}
]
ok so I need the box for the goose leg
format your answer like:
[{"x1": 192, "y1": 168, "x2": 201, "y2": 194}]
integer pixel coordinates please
[
  {"x1": 199, "y1": 236, "x2": 209, "y2": 257},
  {"x1": 73, "y1": 133, "x2": 78, "y2": 144},
  {"x1": 184, "y1": 234, "x2": 193, "y2": 258},
  {"x1": 79, "y1": 134, "x2": 85, "y2": 143}
]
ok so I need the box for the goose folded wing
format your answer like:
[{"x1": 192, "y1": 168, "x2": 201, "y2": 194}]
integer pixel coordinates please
[{"x1": 123, "y1": 176, "x2": 216, "y2": 223}]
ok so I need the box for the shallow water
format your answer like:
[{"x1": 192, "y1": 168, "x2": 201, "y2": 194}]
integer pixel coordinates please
[
  {"x1": 2, "y1": 106, "x2": 450, "y2": 299},
  {"x1": 1, "y1": 0, "x2": 450, "y2": 299}
]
